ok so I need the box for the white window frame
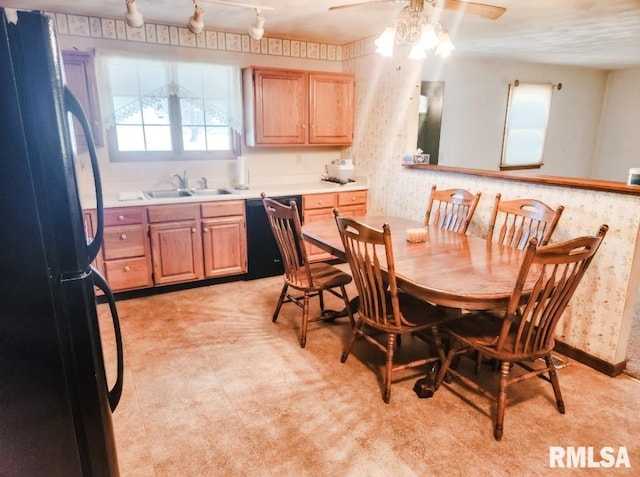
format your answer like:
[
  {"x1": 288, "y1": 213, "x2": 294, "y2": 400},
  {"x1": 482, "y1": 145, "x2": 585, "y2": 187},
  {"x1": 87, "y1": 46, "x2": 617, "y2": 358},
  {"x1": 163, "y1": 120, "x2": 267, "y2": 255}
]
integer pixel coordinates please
[
  {"x1": 500, "y1": 81, "x2": 555, "y2": 171},
  {"x1": 99, "y1": 54, "x2": 243, "y2": 162}
]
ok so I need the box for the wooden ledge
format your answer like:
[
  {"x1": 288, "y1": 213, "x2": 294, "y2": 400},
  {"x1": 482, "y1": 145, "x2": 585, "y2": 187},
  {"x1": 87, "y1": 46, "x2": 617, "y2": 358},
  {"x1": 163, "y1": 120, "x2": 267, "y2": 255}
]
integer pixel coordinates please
[{"x1": 404, "y1": 164, "x2": 640, "y2": 196}]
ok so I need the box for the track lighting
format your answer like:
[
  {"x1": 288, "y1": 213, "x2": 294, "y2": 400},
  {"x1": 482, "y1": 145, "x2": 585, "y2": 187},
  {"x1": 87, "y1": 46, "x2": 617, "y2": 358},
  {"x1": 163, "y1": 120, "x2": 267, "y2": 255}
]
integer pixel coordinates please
[
  {"x1": 188, "y1": 1, "x2": 205, "y2": 34},
  {"x1": 248, "y1": 8, "x2": 265, "y2": 40},
  {"x1": 124, "y1": 0, "x2": 144, "y2": 28}
]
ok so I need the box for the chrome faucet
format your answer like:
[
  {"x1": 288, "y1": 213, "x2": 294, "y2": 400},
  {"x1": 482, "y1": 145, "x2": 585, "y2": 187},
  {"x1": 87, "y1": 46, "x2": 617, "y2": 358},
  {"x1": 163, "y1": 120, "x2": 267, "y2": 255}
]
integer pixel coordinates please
[
  {"x1": 200, "y1": 177, "x2": 208, "y2": 189},
  {"x1": 170, "y1": 170, "x2": 188, "y2": 189}
]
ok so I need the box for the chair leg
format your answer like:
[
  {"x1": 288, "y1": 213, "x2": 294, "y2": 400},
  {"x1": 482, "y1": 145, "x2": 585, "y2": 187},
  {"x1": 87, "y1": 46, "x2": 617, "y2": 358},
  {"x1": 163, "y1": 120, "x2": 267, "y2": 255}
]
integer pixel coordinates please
[
  {"x1": 494, "y1": 360, "x2": 510, "y2": 441},
  {"x1": 545, "y1": 354, "x2": 566, "y2": 414},
  {"x1": 272, "y1": 283, "x2": 288, "y2": 322},
  {"x1": 299, "y1": 292, "x2": 310, "y2": 348},
  {"x1": 435, "y1": 341, "x2": 459, "y2": 389},
  {"x1": 318, "y1": 289, "x2": 325, "y2": 311},
  {"x1": 341, "y1": 320, "x2": 362, "y2": 363},
  {"x1": 340, "y1": 285, "x2": 355, "y2": 328},
  {"x1": 383, "y1": 333, "x2": 396, "y2": 403}
]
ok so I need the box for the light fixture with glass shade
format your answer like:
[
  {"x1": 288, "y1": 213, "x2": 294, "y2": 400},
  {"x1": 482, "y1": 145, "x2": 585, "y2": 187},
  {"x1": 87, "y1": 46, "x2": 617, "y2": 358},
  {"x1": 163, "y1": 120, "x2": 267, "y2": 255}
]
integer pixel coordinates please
[
  {"x1": 124, "y1": 0, "x2": 144, "y2": 28},
  {"x1": 374, "y1": 0, "x2": 455, "y2": 59}
]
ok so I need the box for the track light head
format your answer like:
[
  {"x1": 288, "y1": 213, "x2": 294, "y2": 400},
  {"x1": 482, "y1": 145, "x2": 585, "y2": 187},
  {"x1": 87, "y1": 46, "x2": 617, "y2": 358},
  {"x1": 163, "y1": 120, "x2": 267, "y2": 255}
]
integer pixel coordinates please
[
  {"x1": 125, "y1": 0, "x2": 144, "y2": 28},
  {"x1": 248, "y1": 8, "x2": 265, "y2": 40},
  {"x1": 188, "y1": 3, "x2": 205, "y2": 34}
]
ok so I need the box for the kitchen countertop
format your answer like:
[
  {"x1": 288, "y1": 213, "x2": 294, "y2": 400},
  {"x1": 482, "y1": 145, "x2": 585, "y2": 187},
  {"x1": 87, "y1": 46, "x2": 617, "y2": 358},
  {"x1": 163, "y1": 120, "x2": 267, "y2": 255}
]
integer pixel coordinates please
[{"x1": 90, "y1": 180, "x2": 369, "y2": 209}]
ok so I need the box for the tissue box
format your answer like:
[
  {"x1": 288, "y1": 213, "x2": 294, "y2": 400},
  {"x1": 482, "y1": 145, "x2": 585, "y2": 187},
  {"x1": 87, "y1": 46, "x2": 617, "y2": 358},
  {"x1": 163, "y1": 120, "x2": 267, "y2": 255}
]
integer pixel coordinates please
[{"x1": 326, "y1": 164, "x2": 354, "y2": 182}]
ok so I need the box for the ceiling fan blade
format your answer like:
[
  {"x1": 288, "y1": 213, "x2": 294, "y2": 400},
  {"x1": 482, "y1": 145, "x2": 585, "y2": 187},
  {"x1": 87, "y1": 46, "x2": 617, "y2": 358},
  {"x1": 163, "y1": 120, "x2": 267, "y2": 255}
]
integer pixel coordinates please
[
  {"x1": 440, "y1": 0, "x2": 506, "y2": 20},
  {"x1": 200, "y1": 0, "x2": 275, "y2": 11},
  {"x1": 329, "y1": 0, "x2": 401, "y2": 12}
]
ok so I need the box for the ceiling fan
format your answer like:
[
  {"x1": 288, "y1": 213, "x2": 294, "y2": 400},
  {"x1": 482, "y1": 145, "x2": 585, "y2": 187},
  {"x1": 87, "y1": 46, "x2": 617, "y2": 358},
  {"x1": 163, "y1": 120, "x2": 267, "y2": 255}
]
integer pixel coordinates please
[{"x1": 329, "y1": 0, "x2": 506, "y2": 20}]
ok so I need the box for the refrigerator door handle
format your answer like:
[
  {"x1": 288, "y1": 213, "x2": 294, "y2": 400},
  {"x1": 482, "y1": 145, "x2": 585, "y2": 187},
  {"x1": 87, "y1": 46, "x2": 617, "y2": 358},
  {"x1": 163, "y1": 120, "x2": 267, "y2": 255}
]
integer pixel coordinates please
[
  {"x1": 64, "y1": 86, "x2": 104, "y2": 263},
  {"x1": 91, "y1": 265, "x2": 124, "y2": 412}
]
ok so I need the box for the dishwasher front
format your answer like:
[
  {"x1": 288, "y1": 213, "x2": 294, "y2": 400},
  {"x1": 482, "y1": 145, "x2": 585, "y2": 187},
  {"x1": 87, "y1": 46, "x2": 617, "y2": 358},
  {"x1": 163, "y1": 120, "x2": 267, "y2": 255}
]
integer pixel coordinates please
[{"x1": 245, "y1": 195, "x2": 302, "y2": 280}]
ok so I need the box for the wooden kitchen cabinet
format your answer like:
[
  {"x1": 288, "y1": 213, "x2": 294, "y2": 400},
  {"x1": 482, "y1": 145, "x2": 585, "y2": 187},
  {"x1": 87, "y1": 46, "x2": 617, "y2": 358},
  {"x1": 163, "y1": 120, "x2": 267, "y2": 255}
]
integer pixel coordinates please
[
  {"x1": 101, "y1": 207, "x2": 152, "y2": 291},
  {"x1": 201, "y1": 201, "x2": 247, "y2": 278},
  {"x1": 308, "y1": 72, "x2": 355, "y2": 145},
  {"x1": 302, "y1": 190, "x2": 367, "y2": 261},
  {"x1": 243, "y1": 67, "x2": 354, "y2": 147},
  {"x1": 148, "y1": 204, "x2": 204, "y2": 285},
  {"x1": 62, "y1": 50, "x2": 103, "y2": 148}
]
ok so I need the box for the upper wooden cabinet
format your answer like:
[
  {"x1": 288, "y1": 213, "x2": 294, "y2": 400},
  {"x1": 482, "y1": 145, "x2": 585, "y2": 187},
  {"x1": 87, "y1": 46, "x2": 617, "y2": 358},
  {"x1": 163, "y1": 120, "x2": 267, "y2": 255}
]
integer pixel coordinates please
[
  {"x1": 243, "y1": 67, "x2": 354, "y2": 147},
  {"x1": 62, "y1": 50, "x2": 103, "y2": 149}
]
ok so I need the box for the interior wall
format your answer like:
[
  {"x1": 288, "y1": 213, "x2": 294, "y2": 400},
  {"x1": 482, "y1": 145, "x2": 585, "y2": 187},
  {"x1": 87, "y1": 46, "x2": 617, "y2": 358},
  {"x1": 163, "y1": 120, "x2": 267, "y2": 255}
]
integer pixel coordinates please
[
  {"x1": 592, "y1": 67, "x2": 640, "y2": 181},
  {"x1": 343, "y1": 46, "x2": 640, "y2": 367},
  {"x1": 57, "y1": 30, "x2": 348, "y2": 195},
  {"x1": 418, "y1": 56, "x2": 608, "y2": 178}
]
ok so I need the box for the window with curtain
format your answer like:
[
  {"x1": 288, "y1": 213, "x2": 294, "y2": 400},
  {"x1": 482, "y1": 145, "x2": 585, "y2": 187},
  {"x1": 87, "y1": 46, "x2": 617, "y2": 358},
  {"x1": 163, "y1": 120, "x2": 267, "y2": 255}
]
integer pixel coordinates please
[
  {"x1": 101, "y1": 55, "x2": 242, "y2": 161},
  {"x1": 500, "y1": 82, "x2": 554, "y2": 170}
]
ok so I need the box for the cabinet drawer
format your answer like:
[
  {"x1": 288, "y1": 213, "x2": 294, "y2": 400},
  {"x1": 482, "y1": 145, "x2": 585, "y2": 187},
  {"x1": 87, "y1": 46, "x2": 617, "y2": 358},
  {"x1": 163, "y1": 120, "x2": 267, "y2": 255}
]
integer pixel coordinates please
[
  {"x1": 147, "y1": 204, "x2": 199, "y2": 223},
  {"x1": 303, "y1": 193, "x2": 337, "y2": 210},
  {"x1": 104, "y1": 207, "x2": 145, "y2": 226},
  {"x1": 103, "y1": 224, "x2": 146, "y2": 260},
  {"x1": 104, "y1": 257, "x2": 151, "y2": 291},
  {"x1": 201, "y1": 200, "x2": 245, "y2": 218},
  {"x1": 338, "y1": 190, "x2": 367, "y2": 207}
]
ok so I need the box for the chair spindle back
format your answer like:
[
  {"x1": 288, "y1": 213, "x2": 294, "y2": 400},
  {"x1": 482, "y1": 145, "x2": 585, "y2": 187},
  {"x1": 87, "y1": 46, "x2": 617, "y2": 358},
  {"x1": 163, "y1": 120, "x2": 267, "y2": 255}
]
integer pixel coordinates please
[
  {"x1": 496, "y1": 225, "x2": 608, "y2": 356},
  {"x1": 334, "y1": 213, "x2": 402, "y2": 331},
  {"x1": 424, "y1": 185, "x2": 481, "y2": 234},
  {"x1": 487, "y1": 193, "x2": 565, "y2": 250}
]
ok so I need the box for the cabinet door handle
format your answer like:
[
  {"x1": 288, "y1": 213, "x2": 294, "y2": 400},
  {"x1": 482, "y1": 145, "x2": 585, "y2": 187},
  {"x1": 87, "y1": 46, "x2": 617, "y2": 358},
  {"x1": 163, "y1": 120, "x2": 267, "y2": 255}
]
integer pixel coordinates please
[
  {"x1": 120, "y1": 234, "x2": 127, "y2": 240},
  {"x1": 123, "y1": 266, "x2": 130, "y2": 272},
  {"x1": 351, "y1": 197, "x2": 356, "y2": 201},
  {"x1": 203, "y1": 227, "x2": 209, "y2": 233},
  {"x1": 301, "y1": 124, "x2": 306, "y2": 129},
  {"x1": 118, "y1": 215, "x2": 125, "y2": 221},
  {"x1": 192, "y1": 227, "x2": 197, "y2": 233}
]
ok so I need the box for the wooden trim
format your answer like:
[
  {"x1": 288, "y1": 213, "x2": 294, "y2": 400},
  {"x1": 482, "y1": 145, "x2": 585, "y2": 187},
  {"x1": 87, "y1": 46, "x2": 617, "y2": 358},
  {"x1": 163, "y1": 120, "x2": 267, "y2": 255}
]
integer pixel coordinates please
[
  {"x1": 554, "y1": 340, "x2": 626, "y2": 377},
  {"x1": 404, "y1": 164, "x2": 640, "y2": 196}
]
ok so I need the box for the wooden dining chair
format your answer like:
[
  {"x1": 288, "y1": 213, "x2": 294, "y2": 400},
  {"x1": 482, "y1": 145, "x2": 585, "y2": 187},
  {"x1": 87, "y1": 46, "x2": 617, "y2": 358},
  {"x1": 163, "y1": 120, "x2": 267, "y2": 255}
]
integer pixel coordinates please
[
  {"x1": 487, "y1": 193, "x2": 565, "y2": 250},
  {"x1": 262, "y1": 193, "x2": 354, "y2": 348},
  {"x1": 334, "y1": 209, "x2": 450, "y2": 403},
  {"x1": 434, "y1": 225, "x2": 608, "y2": 441},
  {"x1": 424, "y1": 184, "x2": 481, "y2": 234}
]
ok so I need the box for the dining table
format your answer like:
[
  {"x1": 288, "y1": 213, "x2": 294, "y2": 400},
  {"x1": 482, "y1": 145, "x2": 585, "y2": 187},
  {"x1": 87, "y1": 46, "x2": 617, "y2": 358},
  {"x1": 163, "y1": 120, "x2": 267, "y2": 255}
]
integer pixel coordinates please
[{"x1": 302, "y1": 215, "x2": 532, "y2": 311}]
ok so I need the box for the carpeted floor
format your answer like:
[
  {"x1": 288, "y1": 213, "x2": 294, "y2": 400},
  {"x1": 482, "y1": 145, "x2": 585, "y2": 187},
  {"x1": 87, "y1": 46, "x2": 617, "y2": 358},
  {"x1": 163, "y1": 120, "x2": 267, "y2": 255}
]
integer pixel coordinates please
[
  {"x1": 99, "y1": 272, "x2": 640, "y2": 476},
  {"x1": 623, "y1": 292, "x2": 640, "y2": 379}
]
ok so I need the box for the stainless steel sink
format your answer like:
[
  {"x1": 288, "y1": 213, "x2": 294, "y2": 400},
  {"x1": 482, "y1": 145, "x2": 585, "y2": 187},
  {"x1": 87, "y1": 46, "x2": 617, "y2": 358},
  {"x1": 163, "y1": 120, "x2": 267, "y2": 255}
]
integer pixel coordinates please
[
  {"x1": 191, "y1": 188, "x2": 233, "y2": 196},
  {"x1": 142, "y1": 188, "x2": 234, "y2": 199},
  {"x1": 142, "y1": 189, "x2": 193, "y2": 199}
]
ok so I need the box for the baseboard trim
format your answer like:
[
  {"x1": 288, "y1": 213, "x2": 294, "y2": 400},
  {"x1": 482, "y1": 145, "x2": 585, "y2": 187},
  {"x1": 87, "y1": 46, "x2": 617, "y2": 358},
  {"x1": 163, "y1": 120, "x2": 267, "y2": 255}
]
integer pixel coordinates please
[{"x1": 554, "y1": 340, "x2": 626, "y2": 377}]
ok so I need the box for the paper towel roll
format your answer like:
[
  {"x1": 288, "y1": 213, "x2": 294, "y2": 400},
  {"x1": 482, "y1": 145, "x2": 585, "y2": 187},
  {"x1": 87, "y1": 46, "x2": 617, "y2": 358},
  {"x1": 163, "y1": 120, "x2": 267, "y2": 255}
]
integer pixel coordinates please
[{"x1": 235, "y1": 155, "x2": 249, "y2": 189}]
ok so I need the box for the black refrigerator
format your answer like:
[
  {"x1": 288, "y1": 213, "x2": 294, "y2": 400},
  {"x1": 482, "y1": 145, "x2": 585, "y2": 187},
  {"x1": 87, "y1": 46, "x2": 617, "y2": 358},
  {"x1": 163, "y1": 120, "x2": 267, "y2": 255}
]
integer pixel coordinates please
[{"x1": 0, "y1": 8, "x2": 123, "y2": 476}]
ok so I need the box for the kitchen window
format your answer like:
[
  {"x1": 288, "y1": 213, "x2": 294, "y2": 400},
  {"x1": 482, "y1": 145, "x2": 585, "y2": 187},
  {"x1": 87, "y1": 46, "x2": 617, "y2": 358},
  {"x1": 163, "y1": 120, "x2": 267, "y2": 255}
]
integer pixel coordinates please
[
  {"x1": 500, "y1": 81, "x2": 555, "y2": 170},
  {"x1": 101, "y1": 55, "x2": 242, "y2": 161}
]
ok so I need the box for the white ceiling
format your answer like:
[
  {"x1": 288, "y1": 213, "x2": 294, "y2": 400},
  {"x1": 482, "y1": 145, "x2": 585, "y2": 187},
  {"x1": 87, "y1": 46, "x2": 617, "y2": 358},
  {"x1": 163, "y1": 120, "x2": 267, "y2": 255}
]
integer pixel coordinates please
[{"x1": 3, "y1": 0, "x2": 640, "y2": 70}]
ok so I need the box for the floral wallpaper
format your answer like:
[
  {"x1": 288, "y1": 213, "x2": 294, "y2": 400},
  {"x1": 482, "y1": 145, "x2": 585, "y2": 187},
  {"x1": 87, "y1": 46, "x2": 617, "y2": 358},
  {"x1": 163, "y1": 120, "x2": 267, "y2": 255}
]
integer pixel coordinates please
[
  {"x1": 50, "y1": 12, "x2": 345, "y2": 61},
  {"x1": 344, "y1": 49, "x2": 640, "y2": 367}
]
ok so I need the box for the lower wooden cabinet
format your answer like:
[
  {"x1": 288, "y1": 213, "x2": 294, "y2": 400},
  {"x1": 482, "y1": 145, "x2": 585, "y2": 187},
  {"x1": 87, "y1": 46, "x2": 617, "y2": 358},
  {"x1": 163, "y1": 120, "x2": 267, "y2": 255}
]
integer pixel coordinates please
[
  {"x1": 91, "y1": 192, "x2": 361, "y2": 292},
  {"x1": 303, "y1": 190, "x2": 367, "y2": 261},
  {"x1": 201, "y1": 201, "x2": 247, "y2": 278},
  {"x1": 147, "y1": 200, "x2": 247, "y2": 286},
  {"x1": 148, "y1": 204, "x2": 204, "y2": 285},
  {"x1": 100, "y1": 207, "x2": 152, "y2": 292}
]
